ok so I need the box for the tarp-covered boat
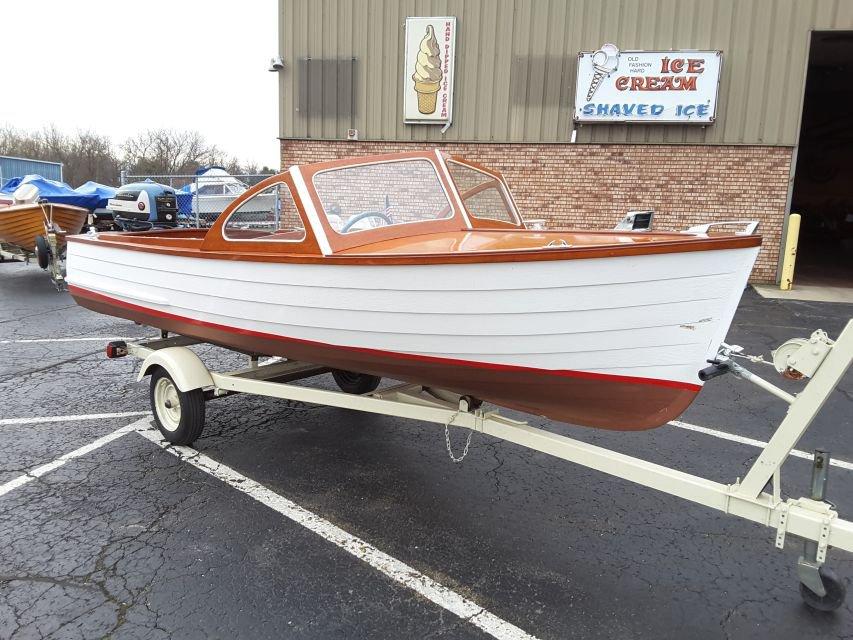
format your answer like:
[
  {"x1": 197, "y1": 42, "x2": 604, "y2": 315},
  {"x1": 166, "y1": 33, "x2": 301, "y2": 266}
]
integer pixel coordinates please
[
  {"x1": 66, "y1": 150, "x2": 761, "y2": 430},
  {"x1": 0, "y1": 175, "x2": 116, "y2": 210}
]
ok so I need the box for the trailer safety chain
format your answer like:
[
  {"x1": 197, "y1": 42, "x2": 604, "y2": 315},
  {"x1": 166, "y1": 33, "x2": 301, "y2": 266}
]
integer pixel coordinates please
[{"x1": 444, "y1": 411, "x2": 473, "y2": 463}]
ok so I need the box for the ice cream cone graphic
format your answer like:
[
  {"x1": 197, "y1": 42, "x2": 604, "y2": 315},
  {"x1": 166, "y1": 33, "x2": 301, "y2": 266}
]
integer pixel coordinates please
[
  {"x1": 412, "y1": 25, "x2": 442, "y2": 114},
  {"x1": 586, "y1": 43, "x2": 620, "y2": 101}
]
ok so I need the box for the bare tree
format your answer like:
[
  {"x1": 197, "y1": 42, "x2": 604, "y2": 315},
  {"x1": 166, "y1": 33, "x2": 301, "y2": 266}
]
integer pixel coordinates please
[
  {"x1": 67, "y1": 130, "x2": 122, "y2": 186},
  {"x1": 1, "y1": 123, "x2": 269, "y2": 185},
  {"x1": 0, "y1": 125, "x2": 120, "y2": 185},
  {"x1": 0, "y1": 125, "x2": 43, "y2": 160},
  {"x1": 122, "y1": 128, "x2": 225, "y2": 176}
]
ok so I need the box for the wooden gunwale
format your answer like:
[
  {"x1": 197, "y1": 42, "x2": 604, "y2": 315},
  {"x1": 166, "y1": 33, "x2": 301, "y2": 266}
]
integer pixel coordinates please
[
  {"x1": 68, "y1": 231, "x2": 761, "y2": 265},
  {"x1": 0, "y1": 203, "x2": 87, "y2": 250}
]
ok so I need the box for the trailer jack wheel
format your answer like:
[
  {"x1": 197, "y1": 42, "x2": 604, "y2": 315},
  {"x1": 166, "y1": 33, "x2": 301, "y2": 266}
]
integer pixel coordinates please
[
  {"x1": 149, "y1": 368, "x2": 205, "y2": 445},
  {"x1": 797, "y1": 449, "x2": 847, "y2": 611},
  {"x1": 800, "y1": 566, "x2": 847, "y2": 612}
]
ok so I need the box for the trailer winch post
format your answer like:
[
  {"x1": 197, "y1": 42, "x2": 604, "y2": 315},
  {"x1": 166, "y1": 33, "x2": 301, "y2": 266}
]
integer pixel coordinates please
[{"x1": 734, "y1": 320, "x2": 853, "y2": 499}]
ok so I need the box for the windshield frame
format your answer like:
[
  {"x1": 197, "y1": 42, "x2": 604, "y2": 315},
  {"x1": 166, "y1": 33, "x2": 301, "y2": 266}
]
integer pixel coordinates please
[
  {"x1": 301, "y1": 151, "x2": 468, "y2": 252},
  {"x1": 445, "y1": 158, "x2": 523, "y2": 227}
]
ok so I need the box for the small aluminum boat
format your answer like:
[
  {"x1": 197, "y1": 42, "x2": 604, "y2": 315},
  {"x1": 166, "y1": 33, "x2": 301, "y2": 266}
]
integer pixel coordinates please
[{"x1": 66, "y1": 150, "x2": 761, "y2": 430}]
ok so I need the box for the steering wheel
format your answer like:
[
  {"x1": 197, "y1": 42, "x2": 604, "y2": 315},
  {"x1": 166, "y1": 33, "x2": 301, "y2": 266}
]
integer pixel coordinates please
[{"x1": 340, "y1": 210, "x2": 393, "y2": 233}]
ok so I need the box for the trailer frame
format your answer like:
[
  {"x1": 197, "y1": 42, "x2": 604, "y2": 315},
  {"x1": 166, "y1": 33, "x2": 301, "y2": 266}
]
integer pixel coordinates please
[{"x1": 112, "y1": 319, "x2": 853, "y2": 610}]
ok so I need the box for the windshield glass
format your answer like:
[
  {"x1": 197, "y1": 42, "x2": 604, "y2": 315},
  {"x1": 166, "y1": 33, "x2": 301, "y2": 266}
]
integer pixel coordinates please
[
  {"x1": 312, "y1": 159, "x2": 453, "y2": 234},
  {"x1": 222, "y1": 182, "x2": 306, "y2": 242},
  {"x1": 447, "y1": 161, "x2": 519, "y2": 224}
]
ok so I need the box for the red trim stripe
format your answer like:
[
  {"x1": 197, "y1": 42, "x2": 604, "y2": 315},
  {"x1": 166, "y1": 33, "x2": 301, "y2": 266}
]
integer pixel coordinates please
[{"x1": 68, "y1": 284, "x2": 702, "y2": 392}]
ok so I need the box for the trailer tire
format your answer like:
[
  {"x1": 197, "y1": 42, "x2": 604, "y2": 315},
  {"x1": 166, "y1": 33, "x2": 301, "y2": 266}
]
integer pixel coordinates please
[
  {"x1": 332, "y1": 369, "x2": 381, "y2": 394},
  {"x1": 149, "y1": 367, "x2": 205, "y2": 445},
  {"x1": 800, "y1": 566, "x2": 847, "y2": 612}
]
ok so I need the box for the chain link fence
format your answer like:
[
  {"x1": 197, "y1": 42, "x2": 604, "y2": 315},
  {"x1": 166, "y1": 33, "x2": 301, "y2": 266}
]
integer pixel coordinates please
[{"x1": 120, "y1": 170, "x2": 275, "y2": 227}]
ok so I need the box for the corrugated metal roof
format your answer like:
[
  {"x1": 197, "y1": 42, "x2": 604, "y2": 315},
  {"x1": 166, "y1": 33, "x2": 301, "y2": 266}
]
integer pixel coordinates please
[{"x1": 279, "y1": 0, "x2": 853, "y2": 144}]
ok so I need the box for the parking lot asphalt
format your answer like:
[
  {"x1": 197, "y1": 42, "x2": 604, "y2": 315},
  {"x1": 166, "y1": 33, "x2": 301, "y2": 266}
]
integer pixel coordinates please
[{"x1": 1, "y1": 259, "x2": 852, "y2": 640}]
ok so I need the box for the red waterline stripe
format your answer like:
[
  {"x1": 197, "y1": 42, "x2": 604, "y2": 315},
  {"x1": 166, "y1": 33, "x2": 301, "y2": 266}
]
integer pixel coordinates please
[{"x1": 68, "y1": 284, "x2": 702, "y2": 392}]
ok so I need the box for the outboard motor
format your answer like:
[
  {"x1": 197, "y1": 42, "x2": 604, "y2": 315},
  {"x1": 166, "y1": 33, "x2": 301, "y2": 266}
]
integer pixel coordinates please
[
  {"x1": 107, "y1": 181, "x2": 180, "y2": 229},
  {"x1": 12, "y1": 183, "x2": 40, "y2": 205}
]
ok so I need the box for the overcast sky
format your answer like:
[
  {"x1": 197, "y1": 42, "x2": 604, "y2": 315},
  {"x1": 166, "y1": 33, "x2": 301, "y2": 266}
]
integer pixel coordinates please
[{"x1": 0, "y1": 0, "x2": 280, "y2": 168}]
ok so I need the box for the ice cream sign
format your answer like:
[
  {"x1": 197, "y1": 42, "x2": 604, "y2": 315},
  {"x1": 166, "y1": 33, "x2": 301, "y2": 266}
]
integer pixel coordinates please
[
  {"x1": 404, "y1": 17, "x2": 457, "y2": 127},
  {"x1": 574, "y1": 45, "x2": 722, "y2": 124}
]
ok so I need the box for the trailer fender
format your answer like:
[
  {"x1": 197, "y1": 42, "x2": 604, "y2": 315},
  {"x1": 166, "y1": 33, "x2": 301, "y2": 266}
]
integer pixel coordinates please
[{"x1": 137, "y1": 347, "x2": 214, "y2": 392}]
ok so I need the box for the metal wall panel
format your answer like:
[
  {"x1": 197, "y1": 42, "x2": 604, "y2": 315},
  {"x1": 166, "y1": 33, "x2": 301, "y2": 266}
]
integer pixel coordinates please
[
  {"x1": 279, "y1": 0, "x2": 853, "y2": 145},
  {"x1": 0, "y1": 156, "x2": 63, "y2": 183}
]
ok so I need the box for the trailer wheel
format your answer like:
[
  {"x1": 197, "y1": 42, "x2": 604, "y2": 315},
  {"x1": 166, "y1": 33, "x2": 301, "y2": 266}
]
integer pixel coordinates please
[
  {"x1": 149, "y1": 368, "x2": 205, "y2": 445},
  {"x1": 332, "y1": 369, "x2": 381, "y2": 394},
  {"x1": 800, "y1": 566, "x2": 847, "y2": 611},
  {"x1": 35, "y1": 235, "x2": 51, "y2": 270}
]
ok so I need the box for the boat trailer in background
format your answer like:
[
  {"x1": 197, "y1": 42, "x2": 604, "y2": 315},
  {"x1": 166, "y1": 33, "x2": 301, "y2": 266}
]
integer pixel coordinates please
[
  {"x1": 1, "y1": 223, "x2": 71, "y2": 291},
  {"x1": 107, "y1": 319, "x2": 853, "y2": 611}
]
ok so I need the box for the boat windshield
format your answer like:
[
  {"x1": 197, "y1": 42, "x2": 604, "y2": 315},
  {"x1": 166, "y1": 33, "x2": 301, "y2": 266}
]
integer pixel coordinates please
[
  {"x1": 222, "y1": 181, "x2": 306, "y2": 242},
  {"x1": 312, "y1": 159, "x2": 453, "y2": 234},
  {"x1": 446, "y1": 161, "x2": 520, "y2": 225}
]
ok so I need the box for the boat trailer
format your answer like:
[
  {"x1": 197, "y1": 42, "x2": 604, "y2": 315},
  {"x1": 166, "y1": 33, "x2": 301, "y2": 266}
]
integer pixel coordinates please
[
  {"x1": 0, "y1": 228, "x2": 69, "y2": 291},
  {"x1": 108, "y1": 319, "x2": 853, "y2": 611}
]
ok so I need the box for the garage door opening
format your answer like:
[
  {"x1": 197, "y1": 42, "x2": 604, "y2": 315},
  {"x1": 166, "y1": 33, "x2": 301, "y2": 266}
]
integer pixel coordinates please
[{"x1": 789, "y1": 31, "x2": 853, "y2": 288}]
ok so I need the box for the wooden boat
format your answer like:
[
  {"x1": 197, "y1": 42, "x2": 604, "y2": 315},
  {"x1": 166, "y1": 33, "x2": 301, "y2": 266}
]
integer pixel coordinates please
[
  {"x1": 0, "y1": 201, "x2": 88, "y2": 252},
  {"x1": 66, "y1": 151, "x2": 761, "y2": 430}
]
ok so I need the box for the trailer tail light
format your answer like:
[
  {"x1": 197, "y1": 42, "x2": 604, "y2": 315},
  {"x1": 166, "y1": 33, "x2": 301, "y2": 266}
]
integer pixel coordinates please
[{"x1": 106, "y1": 341, "x2": 128, "y2": 358}]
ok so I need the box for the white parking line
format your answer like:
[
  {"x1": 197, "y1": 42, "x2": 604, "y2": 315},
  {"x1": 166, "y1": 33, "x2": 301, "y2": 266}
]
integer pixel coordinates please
[
  {"x1": 669, "y1": 419, "x2": 853, "y2": 471},
  {"x1": 0, "y1": 418, "x2": 148, "y2": 498},
  {"x1": 135, "y1": 427, "x2": 539, "y2": 640},
  {"x1": 0, "y1": 336, "x2": 153, "y2": 344},
  {"x1": 1, "y1": 406, "x2": 849, "y2": 636},
  {"x1": 0, "y1": 411, "x2": 151, "y2": 426}
]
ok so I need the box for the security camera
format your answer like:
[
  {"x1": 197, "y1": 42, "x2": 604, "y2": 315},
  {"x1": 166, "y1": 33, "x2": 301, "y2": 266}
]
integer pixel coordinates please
[{"x1": 268, "y1": 56, "x2": 284, "y2": 72}]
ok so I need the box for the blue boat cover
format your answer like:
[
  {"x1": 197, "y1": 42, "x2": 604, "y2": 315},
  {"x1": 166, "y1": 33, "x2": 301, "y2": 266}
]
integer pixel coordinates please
[
  {"x1": 74, "y1": 181, "x2": 118, "y2": 209},
  {"x1": 0, "y1": 175, "x2": 117, "y2": 210}
]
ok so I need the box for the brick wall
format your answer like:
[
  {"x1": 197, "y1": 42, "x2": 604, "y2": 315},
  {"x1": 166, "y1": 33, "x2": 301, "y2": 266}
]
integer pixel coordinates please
[{"x1": 281, "y1": 140, "x2": 792, "y2": 283}]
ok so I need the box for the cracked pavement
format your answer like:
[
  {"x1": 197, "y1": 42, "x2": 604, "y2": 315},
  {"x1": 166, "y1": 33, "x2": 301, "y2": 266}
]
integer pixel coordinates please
[{"x1": 1, "y1": 259, "x2": 852, "y2": 639}]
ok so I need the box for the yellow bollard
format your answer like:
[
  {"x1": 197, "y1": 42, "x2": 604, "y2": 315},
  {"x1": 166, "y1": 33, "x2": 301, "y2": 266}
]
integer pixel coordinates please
[{"x1": 780, "y1": 213, "x2": 801, "y2": 291}]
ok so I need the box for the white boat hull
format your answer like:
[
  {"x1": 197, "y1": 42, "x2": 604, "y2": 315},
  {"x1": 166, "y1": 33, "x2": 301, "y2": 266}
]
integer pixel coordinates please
[{"x1": 66, "y1": 241, "x2": 758, "y2": 429}]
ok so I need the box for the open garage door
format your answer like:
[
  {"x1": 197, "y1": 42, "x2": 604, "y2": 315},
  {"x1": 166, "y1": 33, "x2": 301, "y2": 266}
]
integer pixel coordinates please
[{"x1": 790, "y1": 31, "x2": 853, "y2": 288}]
